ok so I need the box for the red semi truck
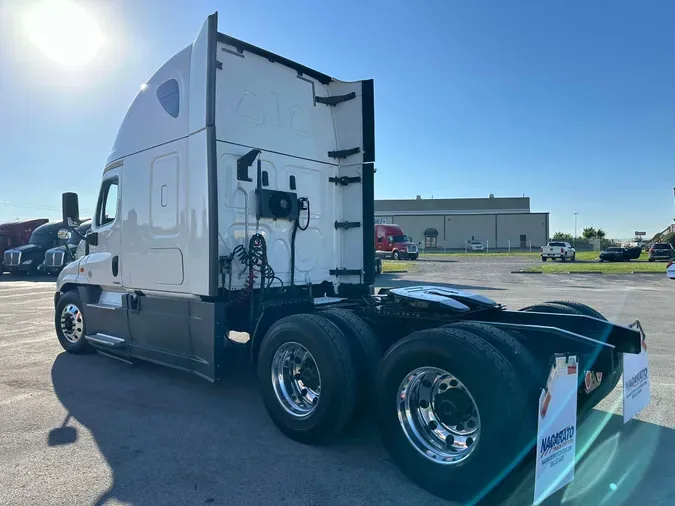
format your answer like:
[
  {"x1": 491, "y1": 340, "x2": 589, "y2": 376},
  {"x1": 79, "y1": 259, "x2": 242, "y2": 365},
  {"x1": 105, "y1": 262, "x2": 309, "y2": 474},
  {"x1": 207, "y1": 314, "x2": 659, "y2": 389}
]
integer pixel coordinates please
[
  {"x1": 0, "y1": 218, "x2": 49, "y2": 273},
  {"x1": 375, "y1": 223, "x2": 419, "y2": 260}
]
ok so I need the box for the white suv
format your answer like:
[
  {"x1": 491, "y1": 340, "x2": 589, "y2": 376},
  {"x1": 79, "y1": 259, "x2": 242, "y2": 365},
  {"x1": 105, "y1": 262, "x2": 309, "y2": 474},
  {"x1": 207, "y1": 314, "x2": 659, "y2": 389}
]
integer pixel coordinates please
[{"x1": 468, "y1": 240, "x2": 484, "y2": 251}]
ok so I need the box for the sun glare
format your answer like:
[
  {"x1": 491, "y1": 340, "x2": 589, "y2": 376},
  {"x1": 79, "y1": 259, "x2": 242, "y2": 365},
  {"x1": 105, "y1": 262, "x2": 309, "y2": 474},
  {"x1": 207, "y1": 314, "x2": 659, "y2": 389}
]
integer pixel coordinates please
[{"x1": 23, "y1": 0, "x2": 104, "y2": 67}]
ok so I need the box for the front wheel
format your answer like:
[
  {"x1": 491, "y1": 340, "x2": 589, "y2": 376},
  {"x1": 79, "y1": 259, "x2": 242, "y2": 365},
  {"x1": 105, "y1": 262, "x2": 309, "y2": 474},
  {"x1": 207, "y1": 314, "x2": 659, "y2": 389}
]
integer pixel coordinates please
[
  {"x1": 376, "y1": 327, "x2": 529, "y2": 503},
  {"x1": 55, "y1": 291, "x2": 93, "y2": 354},
  {"x1": 392, "y1": 250, "x2": 400, "y2": 260},
  {"x1": 649, "y1": 258, "x2": 654, "y2": 262},
  {"x1": 571, "y1": 254, "x2": 576, "y2": 262}
]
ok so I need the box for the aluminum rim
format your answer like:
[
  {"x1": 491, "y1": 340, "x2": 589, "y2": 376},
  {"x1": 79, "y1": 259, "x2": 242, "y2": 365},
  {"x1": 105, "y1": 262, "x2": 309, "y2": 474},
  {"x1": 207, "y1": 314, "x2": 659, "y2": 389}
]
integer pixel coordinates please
[
  {"x1": 271, "y1": 342, "x2": 321, "y2": 418},
  {"x1": 397, "y1": 366, "x2": 481, "y2": 465},
  {"x1": 60, "y1": 303, "x2": 84, "y2": 343}
]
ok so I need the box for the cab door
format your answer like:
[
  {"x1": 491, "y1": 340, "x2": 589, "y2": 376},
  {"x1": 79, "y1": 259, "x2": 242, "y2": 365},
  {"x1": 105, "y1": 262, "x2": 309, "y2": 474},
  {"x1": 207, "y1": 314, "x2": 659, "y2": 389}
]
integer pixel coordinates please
[{"x1": 83, "y1": 169, "x2": 122, "y2": 288}]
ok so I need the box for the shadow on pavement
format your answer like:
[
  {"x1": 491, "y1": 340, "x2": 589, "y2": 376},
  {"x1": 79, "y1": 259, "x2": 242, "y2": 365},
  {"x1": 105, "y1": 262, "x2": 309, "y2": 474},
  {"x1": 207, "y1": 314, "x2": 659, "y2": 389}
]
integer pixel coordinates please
[
  {"x1": 0, "y1": 273, "x2": 56, "y2": 283},
  {"x1": 483, "y1": 409, "x2": 675, "y2": 505},
  {"x1": 51, "y1": 350, "x2": 673, "y2": 505},
  {"x1": 378, "y1": 273, "x2": 506, "y2": 291}
]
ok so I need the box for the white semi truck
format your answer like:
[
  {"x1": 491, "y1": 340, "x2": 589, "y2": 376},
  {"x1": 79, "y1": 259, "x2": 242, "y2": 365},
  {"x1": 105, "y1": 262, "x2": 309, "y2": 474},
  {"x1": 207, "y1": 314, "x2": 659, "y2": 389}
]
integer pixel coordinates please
[{"x1": 54, "y1": 13, "x2": 645, "y2": 502}]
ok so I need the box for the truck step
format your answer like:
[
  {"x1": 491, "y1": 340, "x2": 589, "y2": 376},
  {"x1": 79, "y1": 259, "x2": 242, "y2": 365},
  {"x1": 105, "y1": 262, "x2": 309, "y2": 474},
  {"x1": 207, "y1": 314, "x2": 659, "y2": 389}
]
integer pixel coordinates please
[{"x1": 85, "y1": 333, "x2": 126, "y2": 348}]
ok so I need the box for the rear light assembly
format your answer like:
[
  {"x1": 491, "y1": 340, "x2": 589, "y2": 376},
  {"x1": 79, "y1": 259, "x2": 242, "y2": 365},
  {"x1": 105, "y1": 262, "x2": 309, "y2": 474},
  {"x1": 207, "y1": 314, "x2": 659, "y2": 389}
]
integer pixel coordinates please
[
  {"x1": 668, "y1": 260, "x2": 673, "y2": 268},
  {"x1": 650, "y1": 248, "x2": 654, "y2": 253},
  {"x1": 560, "y1": 248, "x2": 564, "y2": 253},
  {"x1": 540, "y1": 247, "x2": 543, "y2": 253}
]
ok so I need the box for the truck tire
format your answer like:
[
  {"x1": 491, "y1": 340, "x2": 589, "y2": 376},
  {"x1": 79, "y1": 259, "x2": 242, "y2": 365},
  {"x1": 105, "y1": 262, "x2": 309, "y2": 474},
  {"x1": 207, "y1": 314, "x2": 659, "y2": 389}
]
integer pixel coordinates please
[
  {"x1": 521, "y1": 302, "x2": 622, "y2": 414},
  {"x1": 519, "y1": 302, "x2": 583, "y2": 315},
  {"x1": 55, "y1": 290, "x2": 93, "y2": 354},
  {"x1": 541, "y1": 256, "x2": 547, "y2": 262},
  {"x1": 545, "y1": 300, "x2": 605, "y2": 321},
  {"x1": 392, "y1": 250, "x2": 400, "y2": 260},
  {"x1": 375, "y1": 258, "x2": 383, "y2": 276},
  {"x1": 571, "y1": 253, "x2": 576, "y2": 262},
  {"x1": 320, "y1": 309, "x2": 381, "y2": 409},
  {"x1": 444, "y1": 321, "x2": 545, "y2": 396},
  {"x1": 257, "y1": 313, "x2": 357, "y2": 444},
  {"x1": 543, "y1": 302, "x2": 623, "y2": 414},
  {"x1": 375, "y1": 327, "x2": 529, "y2": 502},
  {"x1": 560, "y1": 255, "x2": 566, "y2": 262}
]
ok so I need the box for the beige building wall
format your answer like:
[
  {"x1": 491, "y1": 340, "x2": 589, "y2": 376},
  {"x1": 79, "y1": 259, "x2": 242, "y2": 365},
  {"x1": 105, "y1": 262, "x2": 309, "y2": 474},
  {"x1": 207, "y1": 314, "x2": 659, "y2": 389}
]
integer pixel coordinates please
[
  {"x1": 496, "y1": 214, "x2": 548, "y2": 249},
  {"x1": 372, "y1": 213, "x2": 549, "y2": 250},
  {"x1": 390, "y1": 215, "x2": 445, "y2": 247}
]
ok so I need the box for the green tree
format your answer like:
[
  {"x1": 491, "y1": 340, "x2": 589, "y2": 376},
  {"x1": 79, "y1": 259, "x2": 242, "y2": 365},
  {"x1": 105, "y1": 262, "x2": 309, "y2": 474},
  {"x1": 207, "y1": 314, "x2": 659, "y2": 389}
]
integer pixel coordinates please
[
  {"x1": 662, "y1": 231, "x2": 675, "y2": 248},
  {"x1": 552, "y1": 231, "x2": 574, "y2": 242},
  {"x1": 596, "y1": 228, "x2": 606, "y2": 239},
  {"x1": 582, "y1": 227, "x2": 597, "y2": 240}
]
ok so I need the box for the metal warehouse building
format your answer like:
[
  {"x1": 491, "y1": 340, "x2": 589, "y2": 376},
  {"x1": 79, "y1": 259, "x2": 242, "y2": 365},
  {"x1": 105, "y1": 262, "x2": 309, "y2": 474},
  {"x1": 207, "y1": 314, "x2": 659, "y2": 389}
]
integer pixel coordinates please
[{"x1": 375, "y1": 196, "x2": 549, "y2": 250}]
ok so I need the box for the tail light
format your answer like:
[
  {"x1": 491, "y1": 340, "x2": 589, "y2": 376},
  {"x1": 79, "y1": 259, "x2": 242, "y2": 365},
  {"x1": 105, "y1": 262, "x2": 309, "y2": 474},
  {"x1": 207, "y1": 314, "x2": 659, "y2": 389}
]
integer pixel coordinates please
[
  {"x1": 540, "y1": 247, "x2": 543, "y2": 253},
  {"x1": 650, "y1": 248, "x2": 654, "y2": 253},
  {"x1": 561, "y1": 248, "x2": 564, "y2": 253}
]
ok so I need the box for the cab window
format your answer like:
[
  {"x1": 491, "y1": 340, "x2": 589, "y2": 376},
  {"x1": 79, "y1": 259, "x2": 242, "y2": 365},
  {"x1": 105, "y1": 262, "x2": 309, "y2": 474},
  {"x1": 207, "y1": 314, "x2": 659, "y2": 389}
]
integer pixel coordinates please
[{"x1": 96, "y1": 178, "x2": 119, "y2": 227}]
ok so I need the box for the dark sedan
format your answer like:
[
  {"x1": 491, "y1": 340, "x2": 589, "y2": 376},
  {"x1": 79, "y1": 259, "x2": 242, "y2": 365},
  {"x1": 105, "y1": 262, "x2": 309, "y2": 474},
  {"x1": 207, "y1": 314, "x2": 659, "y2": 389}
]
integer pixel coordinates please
[{"x1": 599, "y1": 246, "x2": 641, "y2": 262}]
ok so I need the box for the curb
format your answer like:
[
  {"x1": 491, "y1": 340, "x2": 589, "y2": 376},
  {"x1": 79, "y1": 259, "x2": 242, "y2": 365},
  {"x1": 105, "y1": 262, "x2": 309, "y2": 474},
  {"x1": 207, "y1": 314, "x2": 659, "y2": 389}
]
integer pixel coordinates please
[
  {"x1": 382, "y1": 270, "x2": 408, "y2": 274},
  {"x1": 511, "y1": 270, "x2": 542, "y2": 274}
]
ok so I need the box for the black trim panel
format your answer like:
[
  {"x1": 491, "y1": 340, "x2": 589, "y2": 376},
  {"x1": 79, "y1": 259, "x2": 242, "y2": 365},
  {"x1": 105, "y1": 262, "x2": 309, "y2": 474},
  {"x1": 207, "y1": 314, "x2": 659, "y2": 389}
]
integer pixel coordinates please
[
  {"x1": 217, "y1": 33, "x2": 332, "y2": 85},
  {"x1": 206, "y1": 13, "x2": 219, "y2": 297},
  {"x1": 361, "y1": 79, "x2": 375, "y2": 286}
]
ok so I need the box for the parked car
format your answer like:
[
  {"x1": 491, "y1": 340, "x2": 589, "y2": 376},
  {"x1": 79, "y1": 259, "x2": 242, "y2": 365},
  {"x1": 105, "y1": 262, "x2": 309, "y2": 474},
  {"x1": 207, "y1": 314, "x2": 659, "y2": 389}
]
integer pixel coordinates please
[
  {"x1": 39, "y1": 220, "x2": 92, "y2": 275},
  {"x1": 667, "y1": 260, "x2": 674, "y2": 279},
  {"x1": 648, "y1": 243, "x2": 674, "y2": 262},
  {"x1": 541, "y1": 241, "x2": 575, "y2": 262},
  {"x1": 467, "y1": 240, "x2": 484, "y2": 251},
  {"x1": 375, "y1": 224, "x2": 418, "y2": 260},
  {"x1": 0, "y1": 218, "x2": 49, "y2": 273},
  {"x1": 599, "y1": 246, "x2": 641, "y2": 262},
  {"x1": 3, "y1": 221, "x2": 65, "y2": 275}
]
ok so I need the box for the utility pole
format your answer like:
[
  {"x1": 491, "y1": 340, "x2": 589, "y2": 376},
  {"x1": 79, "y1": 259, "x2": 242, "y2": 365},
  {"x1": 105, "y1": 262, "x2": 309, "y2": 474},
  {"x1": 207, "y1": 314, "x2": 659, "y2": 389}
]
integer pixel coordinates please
[{"x1": 573, "y1": 213, "x2": 579, "y2": 246}]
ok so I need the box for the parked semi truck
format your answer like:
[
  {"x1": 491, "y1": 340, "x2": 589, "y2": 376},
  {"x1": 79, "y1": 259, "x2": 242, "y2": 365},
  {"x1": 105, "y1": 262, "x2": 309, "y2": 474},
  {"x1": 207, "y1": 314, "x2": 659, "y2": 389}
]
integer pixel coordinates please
[
  {"x1": 0, "y1": 218, "x2": 48, "y2": 273},
  {"x1": 39, "y1": 220, "x2": 92, "y2": 275},
  {"x1": 53, "y1": 13, "x2": 646, "y2": 502}
]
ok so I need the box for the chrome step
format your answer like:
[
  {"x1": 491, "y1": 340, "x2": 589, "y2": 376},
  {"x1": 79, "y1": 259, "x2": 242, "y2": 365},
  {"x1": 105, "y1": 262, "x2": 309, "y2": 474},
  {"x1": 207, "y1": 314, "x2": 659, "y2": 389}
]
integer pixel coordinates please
[{"x1": 85, "y1": 333, "x2": 126, "y2": 348}]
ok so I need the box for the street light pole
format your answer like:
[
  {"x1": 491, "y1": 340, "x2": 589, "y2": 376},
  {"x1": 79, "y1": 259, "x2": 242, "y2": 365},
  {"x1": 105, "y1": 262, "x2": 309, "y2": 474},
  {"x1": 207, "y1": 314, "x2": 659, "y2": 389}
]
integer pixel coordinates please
[{"x1": 573, "y1": 212, "x2": 579, "y2": 246}]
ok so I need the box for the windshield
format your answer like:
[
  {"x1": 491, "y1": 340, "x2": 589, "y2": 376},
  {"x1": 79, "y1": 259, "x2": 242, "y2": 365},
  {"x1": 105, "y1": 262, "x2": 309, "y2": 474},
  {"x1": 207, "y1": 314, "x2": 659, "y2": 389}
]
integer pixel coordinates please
[
  {"x1": 29, "y1": 231, "x2": 54, "y2": 246},
  {"x1": 607, "y1": 247, "x2": 623, "y2": 252},
  {"x1": 653, "y1": 244, "x2": 671, "y2": 249},
  {"x1": 392, "y1": 235, "x2": 409, "y2": 243}
]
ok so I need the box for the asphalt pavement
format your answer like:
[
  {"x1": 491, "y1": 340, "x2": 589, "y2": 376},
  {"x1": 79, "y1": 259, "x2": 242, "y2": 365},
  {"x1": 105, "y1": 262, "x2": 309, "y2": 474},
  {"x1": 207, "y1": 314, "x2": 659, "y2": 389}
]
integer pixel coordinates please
[{"x1": 0, "y1": 265, "x2": 673, "y2": 505}]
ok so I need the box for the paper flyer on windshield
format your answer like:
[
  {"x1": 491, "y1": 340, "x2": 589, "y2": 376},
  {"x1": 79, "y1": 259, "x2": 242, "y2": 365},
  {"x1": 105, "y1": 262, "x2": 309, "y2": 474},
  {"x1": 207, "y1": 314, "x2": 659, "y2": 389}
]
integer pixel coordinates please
[
  {"x1": 534, "y1": 355, "x2": 578, "y2": 505},
  {"x1": 624, "y1": 321, "x2": 650, "y2": 423}
]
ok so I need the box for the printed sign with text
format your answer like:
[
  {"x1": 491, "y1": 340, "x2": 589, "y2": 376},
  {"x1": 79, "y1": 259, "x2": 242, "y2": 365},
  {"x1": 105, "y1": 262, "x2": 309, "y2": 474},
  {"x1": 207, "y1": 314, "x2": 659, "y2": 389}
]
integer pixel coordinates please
[
  {"x1": 623, "y1": 321, "x2": 650, "y2": 423},
  {"x1": 534, "y1": 355, "x2": 578, "y2": 505}
]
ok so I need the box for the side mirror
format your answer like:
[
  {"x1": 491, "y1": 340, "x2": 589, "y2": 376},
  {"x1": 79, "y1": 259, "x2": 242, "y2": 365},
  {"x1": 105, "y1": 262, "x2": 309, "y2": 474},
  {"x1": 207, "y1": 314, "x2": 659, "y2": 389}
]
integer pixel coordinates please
[
  {"x1": 62, "y1": 193, "x2": 80, "y2": 226},
  {"x1": 418, "y1": 241, "x2": 421, "y2": 245},
  {"x1": 57, "y1": 229, "x2": 72, "y2": 240},
  {"x1": 86, "y1": 231, "x2": 98, "y2": 246}
]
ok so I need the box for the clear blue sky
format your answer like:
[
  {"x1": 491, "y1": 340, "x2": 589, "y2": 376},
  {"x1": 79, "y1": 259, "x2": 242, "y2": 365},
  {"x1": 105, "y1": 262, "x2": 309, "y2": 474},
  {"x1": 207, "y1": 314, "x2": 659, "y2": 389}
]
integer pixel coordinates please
[{"x1": 1, "y1": 0, "x2": 674, "y2": 238}]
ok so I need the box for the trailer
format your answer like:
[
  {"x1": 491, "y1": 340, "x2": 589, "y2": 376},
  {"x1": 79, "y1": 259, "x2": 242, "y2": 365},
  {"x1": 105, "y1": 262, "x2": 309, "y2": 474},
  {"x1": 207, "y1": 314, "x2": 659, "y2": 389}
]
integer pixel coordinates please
[{"x1": 53, "y1": 13, "x2": 647, "y2": 502}]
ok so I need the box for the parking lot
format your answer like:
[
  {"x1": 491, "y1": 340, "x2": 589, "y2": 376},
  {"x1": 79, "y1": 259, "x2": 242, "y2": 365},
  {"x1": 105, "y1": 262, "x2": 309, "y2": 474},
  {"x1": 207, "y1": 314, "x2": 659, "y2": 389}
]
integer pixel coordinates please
[{"x1": 0, "y1": 260, "x2": 674, "y2": 505}]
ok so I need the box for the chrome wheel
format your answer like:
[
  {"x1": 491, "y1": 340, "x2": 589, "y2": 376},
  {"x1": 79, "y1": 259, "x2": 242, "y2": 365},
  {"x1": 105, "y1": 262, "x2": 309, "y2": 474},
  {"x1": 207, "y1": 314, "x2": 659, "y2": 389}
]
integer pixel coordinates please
[
  {"x1": 397, "y1": 366, "x2": 481, "y2": 465},
  {"x1": 271, "y1": 342, "x2": 321, "y2": 418},
  {"x1": 60, "y1": 304, "x2": 84, "y2": 343}
]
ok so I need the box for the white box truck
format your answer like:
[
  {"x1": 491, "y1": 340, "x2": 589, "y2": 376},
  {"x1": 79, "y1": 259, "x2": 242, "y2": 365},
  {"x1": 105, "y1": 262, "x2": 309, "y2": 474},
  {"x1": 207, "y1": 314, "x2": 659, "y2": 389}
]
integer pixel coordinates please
[{"x1": 53, "y1": 13, "x2": 646, "y2": 502}]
